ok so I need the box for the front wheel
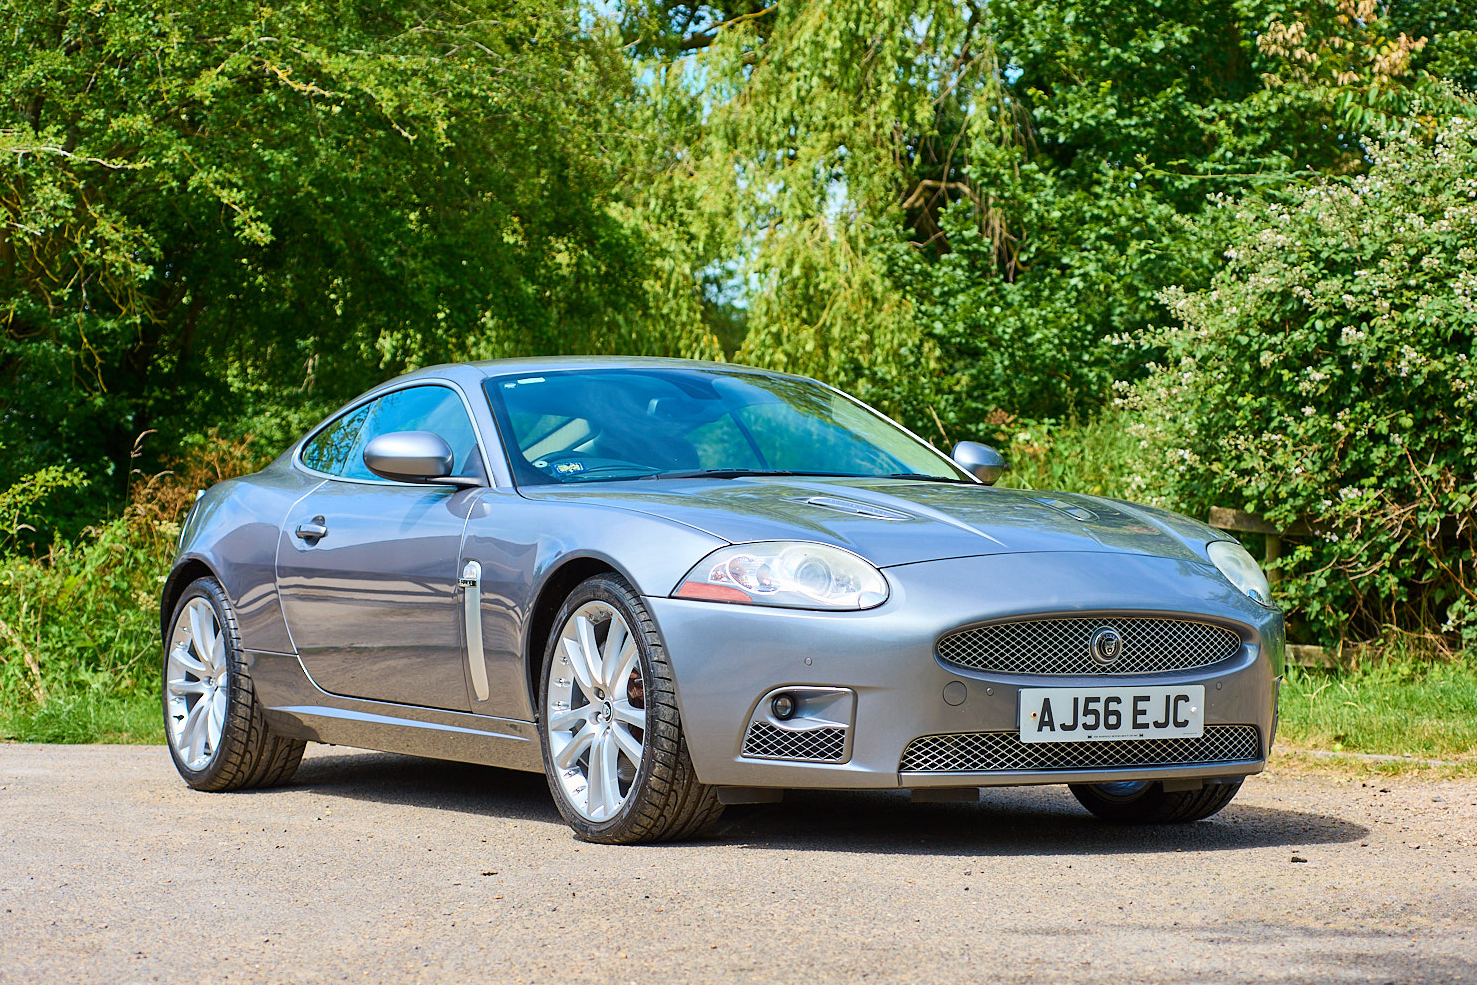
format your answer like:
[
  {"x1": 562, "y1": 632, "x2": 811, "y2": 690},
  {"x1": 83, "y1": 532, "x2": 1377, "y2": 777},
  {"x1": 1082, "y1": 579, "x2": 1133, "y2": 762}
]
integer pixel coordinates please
[
  {"x1": 1069, "y1": 779, "x2": 1243, "y2": 823},
  {"x1": 537, "y1": 574, "x2": 722, "y2": 843}
]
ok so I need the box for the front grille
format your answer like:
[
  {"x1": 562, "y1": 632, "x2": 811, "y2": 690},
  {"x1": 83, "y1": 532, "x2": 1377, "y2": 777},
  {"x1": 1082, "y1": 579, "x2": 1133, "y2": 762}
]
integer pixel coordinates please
[
  {"x1": 742, "y1": 722, "x2": 848, "y2": 762},
  {"x1": 899, "y1": 724, "x2": 1261, "y2": 773},
  {"x1": 937, "y1": 617, "x2": 1242, "y2": 676}
]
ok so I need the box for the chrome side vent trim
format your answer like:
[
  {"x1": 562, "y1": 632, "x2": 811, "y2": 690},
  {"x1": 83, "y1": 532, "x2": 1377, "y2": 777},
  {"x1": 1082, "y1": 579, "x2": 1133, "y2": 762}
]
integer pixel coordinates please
[{"x1": 461, "y1": 560, "x2": 490, "y2": 702}]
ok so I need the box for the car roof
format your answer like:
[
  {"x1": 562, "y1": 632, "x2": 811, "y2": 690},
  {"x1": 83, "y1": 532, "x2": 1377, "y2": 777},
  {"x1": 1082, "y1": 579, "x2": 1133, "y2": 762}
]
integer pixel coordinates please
[{"x1": 378, "y1": 356, "x2": 811, "y2": 392}]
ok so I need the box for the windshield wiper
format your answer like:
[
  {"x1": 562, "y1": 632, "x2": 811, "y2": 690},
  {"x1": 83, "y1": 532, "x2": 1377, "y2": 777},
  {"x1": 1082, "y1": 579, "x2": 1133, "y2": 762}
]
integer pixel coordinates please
[
  {"x1": 886, "y1": 472, "x2": 973, "y2": 483},
  {"x1": 648, "y1": 469, "x2": 870, "y2": 480}
]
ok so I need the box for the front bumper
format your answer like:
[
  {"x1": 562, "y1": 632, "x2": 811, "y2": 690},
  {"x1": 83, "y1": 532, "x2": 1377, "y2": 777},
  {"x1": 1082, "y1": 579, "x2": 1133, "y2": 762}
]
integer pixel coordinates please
[{"x1": 648, "y1": 552, "x2": 1283, "y2": 790}]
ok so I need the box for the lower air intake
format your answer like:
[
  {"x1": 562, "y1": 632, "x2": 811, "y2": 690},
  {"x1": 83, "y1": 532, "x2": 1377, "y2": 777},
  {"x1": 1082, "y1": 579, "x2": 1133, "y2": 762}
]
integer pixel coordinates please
[
  {"x1": 742, "y1": 722, "x2": 848, "y2": 762},
  {"x1": 899, "y1": 724, "x2": 1261, "y2": 773}
]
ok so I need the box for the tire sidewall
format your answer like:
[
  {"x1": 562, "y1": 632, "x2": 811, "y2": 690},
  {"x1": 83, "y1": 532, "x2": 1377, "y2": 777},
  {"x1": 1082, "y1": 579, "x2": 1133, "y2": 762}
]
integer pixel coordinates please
[
  {"x1": 162, "y1": 577, "x2": 242, "y2": 788},
  {"x1": 537, "y1": 576, "x2": 658, "y2": 840}
]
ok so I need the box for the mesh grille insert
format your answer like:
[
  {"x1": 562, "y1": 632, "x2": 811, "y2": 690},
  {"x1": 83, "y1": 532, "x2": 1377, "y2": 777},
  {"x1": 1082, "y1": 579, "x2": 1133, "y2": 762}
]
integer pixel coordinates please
[
  {"x1": 937, "y1": 617, "x2": 1242, "y2": 676},
  {"x1": 899, "y1": 724, "x2": 1260, "y2": 773},
  {"x1": 742, "y1": 722, "x2": 848, "y2": 762}
]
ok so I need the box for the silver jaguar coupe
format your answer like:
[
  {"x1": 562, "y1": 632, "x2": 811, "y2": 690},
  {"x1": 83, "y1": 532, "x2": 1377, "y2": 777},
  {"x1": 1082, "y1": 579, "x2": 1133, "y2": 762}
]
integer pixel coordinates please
[{"x1": 161, "y1": 357, "x2": 1283, "y2": 843}]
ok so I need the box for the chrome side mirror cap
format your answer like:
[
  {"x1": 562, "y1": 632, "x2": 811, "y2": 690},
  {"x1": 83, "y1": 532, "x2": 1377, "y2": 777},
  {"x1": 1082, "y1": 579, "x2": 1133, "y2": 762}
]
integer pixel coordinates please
[
  {"x1": 952, "y1": 441, "x2": 1006, "y2": 485},
  {"x1": 363, "y1": 431, "x2": 476, "y2": 487}
]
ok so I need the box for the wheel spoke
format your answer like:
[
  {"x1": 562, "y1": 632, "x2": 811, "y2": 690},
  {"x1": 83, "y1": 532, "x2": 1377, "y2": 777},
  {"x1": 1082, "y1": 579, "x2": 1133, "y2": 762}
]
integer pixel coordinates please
[
  {"x1": 561, "y1": 636, "x2": 595, "y2": 694},
  {"x1": 553, "y1": 721, "x2": 595, "y2": 771},
  {"x1": 611, "y1": 699, "x2": 645, "y2": 729},
  {"x1": 574, "y1": 615, "x2": 604, "y2": 689},
  {"x1": 611, "y1": 722, "x2": 643, "y2": 765},
  {"x1": 167, "y1": 676, "x2": 210, "y2": 697},
  {"x1": 600, "y1": 620, "x2": 630, "y2": 689},
  {"x1": 180, "y1": 699, "x2": 209, "y2": 763},
  {"x1": 612, "y1": 642, "x2": 640, "y2": 699},
  {"x1": 547, "y1": 705, "x2": 586, "y2": 732},
  {"x1": 209, "y1": 690, "x2": 227, "y2": 744},
  {"x1": 591, "y1": 731, "x2": 621, "y2": 819},
  {"x1": 187, "y1": 604, "x2": 213, "y2": 665},
  {"x1": 204, "y1": 630, "x2": 225, "y2": 675},
  {"x1": 169, "y1": 645, "x2": 210, "y2": 681}
]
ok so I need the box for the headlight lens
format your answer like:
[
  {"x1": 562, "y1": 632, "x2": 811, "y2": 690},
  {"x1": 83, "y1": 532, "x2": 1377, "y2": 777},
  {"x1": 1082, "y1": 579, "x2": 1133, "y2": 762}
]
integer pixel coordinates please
[
  {"x1": 1207, "y1": 540, "x2": 1273, "y2": 606},
  {"x1": 674, "y1": 542, "x2": 889, "y2": 610}
]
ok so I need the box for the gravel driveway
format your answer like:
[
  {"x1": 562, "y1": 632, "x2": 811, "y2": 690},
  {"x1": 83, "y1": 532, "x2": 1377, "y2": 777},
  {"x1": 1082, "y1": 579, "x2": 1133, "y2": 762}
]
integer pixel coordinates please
[{"x1": 1, "y1": 744, "x2": 1473, "y2": 984}]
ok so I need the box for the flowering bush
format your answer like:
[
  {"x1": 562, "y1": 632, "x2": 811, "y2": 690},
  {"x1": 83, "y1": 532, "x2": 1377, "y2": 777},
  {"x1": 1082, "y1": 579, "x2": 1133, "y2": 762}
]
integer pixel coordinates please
[{"x1": 1131, "y1": 112, "x2": 1477, "y2": 649}]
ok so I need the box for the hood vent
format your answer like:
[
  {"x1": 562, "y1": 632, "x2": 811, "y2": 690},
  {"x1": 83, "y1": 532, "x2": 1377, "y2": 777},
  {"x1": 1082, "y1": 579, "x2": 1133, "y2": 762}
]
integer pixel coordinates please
[
  {"x1": 803, "y1": 496, "x2": 912, "y2": 521},
  {"x1": 1034, "y1": 497, "x2": 1098, "y2": 522}
]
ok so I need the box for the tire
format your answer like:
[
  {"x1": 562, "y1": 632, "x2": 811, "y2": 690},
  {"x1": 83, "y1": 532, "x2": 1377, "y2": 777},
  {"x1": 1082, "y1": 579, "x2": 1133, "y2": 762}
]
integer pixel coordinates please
[
  {"x1": 1069, "y1": 779, "x2": 1243, "y2": 823},
  {"x1": 537, "y1": 574, "x2": 723, "y2": 844},
  {"x1": 162, "y1": 577, "x2": 305, "y2": 791}
]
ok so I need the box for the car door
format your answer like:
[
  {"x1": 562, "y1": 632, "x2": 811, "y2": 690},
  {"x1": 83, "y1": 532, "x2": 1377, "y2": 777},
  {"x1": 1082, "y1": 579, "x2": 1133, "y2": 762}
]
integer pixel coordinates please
[{"x1": 276, "y1": 382, "x2": 489, "y2": 711}]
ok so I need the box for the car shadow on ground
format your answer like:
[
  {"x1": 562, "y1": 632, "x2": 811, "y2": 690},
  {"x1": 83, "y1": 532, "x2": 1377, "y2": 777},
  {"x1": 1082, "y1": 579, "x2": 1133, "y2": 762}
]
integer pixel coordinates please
[
  {"x1": 274, "y1": 750, "x2": 1369, "y2": 856},
  {"x1": 277, "y1": 749, "x2": 564, "y2": 824},
  {"x1": 714, "y1": 786, "x2": 1371, "y2": 857}
]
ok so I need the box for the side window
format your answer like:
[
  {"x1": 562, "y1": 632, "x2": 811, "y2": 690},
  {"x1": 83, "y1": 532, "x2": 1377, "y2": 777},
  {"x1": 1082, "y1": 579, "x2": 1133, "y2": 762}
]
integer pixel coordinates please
[
  {"x1": 300, "y1": 403, "x2": 372, "y2": 475},
  {"x1": 340, "y1": 385, "x2": 483, "y2": 481}
]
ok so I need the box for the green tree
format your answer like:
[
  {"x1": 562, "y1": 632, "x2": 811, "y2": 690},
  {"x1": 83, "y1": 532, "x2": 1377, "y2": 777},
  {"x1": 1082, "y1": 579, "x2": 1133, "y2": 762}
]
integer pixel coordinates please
[
  {"x1": 1, "y1": 0, "x2": 716, "y2": 530},
  {"x1": 622, "y1": 0, "x2": 1474, "y2": 438}
]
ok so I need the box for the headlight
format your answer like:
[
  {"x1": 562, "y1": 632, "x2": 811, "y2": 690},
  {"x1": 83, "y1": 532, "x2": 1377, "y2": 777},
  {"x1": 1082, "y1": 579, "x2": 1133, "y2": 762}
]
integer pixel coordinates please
[
  {"x1": 1207, "y1": 540, "x2": 1273, "y2": 607},
  {"x1": 674, "y1": 542, "x2": 889, "y2": 610}
]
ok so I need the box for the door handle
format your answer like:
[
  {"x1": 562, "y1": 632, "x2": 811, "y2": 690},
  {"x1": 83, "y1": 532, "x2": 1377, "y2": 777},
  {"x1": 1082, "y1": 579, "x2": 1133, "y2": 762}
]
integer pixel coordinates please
[
  {"x1": 294, "y1": 518, "x2": 329, "y2": 540},
  {"x1": 461, "y1": 560, "x2": 490, "y2": 702}
]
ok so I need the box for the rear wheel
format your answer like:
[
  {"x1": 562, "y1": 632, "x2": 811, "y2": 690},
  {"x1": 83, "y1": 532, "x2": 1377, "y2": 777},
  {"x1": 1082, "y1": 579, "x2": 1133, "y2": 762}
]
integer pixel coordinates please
[
  {"x1": 1069, "y1": 779, "x2": 1242, "y2": 823},
  {"x1": 163, "y1": 577, "x2": 305, "y2": 791},
  {"x1": 537, "y1": 574, "x2": 722, "y2": 843}
]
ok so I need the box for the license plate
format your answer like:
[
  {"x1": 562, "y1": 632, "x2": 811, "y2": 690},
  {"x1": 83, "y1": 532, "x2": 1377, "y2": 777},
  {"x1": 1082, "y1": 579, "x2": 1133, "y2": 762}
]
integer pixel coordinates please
[{"x1": 1018, "y1": 685, "x2": 1205, "y2": 743}]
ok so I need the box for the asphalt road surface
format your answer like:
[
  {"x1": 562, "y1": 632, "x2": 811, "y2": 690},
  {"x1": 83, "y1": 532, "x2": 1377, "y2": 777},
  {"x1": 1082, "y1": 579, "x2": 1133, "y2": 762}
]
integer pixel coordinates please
[{"x1": 2, "y1": 744, "x2": 1473, "y2": 985}]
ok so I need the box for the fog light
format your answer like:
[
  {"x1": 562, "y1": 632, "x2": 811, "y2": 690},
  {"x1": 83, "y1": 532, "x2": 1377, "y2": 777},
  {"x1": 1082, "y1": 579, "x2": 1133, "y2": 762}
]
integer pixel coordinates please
[{"x1": 771, "y1": 693, "x2": 797, "y2": 720}]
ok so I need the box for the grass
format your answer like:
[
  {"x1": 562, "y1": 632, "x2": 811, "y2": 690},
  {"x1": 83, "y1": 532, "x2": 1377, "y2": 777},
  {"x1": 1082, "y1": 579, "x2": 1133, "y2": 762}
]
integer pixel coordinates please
[
  {"x1": 0, "y1": 687, "x2": 163, "y2": 744},
  {"x1": 1276, "y1": 658, "x2": 1477, "y2": 765}
]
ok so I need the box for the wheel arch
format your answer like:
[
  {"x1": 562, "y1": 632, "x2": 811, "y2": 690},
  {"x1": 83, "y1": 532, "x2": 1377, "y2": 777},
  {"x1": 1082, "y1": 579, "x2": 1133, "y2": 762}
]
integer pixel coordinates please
[
  {"x1": 160, "y1": 556, "x2": 220, "y2": 644},
  {"x1": 523, "y1": 555, "x2": 624, "y2": 716}
]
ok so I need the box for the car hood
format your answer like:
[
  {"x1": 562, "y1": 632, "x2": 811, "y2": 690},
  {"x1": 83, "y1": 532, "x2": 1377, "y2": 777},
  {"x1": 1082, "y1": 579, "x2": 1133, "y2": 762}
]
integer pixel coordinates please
[{"x1": 518, "y1": 477, "x2": 1218, "y2": 568}]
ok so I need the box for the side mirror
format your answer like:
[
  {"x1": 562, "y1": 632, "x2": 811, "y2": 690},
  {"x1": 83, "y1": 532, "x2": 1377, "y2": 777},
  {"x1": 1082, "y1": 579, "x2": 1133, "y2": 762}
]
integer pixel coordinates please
[
  {"x1": 363, "y1": 431, "x2": 477, "y2": 487},
  {"x1": 952, "y1": 441, "x2": 1006, "y2": 485}
]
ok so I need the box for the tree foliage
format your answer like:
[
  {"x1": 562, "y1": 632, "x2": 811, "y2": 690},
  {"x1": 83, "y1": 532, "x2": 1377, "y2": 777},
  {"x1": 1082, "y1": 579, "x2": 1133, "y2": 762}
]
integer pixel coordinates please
[
  {"x1": 1, "y1": 0, "x2": 719, "y2": 525},
  {"x1": 1130, "y1": 112, "x2": 1477, "y2": 647},
  {"x1": 623, "y1": 0, "x2": 1474, "y2": 437}
]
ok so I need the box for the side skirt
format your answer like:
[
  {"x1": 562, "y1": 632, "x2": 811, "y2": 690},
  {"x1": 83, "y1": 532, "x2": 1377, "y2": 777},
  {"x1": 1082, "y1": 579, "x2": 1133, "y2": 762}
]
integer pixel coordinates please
[{"x1": 245, "y1": 649, "x2": 543, "y2": 773}]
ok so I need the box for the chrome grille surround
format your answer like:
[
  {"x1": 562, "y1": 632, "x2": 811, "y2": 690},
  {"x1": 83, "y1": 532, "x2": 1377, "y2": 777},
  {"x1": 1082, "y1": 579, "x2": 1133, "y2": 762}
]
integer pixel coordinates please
[
  {"x1": 742, "y1": 722, "x2": 848, "y2": 762},
  {"x1": 936, "y1": 616, "x2": 1243, "y2": 676},
  {"x1": 899, "y1": 724, "x2": 1261, "y2": 774}
]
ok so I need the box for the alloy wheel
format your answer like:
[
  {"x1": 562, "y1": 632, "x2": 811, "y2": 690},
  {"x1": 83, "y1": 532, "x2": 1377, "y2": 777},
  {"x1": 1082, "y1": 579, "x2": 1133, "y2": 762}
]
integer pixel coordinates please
[
  {"x1": 165, "y1": 597, "x2": 229, "y2": 771},
  {"x1": 545, "y1": 601, "x2": 647, "y2": 822}
]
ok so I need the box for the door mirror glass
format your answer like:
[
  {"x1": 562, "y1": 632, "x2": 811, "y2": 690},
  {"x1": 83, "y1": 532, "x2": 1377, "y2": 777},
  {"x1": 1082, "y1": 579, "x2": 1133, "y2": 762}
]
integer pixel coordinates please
[
  {"x1": 951, "y1": 441, "x2": 1006, "y2": 485},
  {"x1": 363, "y1": 431, "x2": 457, "y2": 483}
]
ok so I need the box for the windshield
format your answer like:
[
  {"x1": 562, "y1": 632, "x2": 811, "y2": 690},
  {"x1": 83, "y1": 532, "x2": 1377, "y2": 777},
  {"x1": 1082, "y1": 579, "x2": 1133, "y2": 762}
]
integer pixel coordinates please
[{"x1": 483, "y1": 367, "x2": 970, "y2": 486}]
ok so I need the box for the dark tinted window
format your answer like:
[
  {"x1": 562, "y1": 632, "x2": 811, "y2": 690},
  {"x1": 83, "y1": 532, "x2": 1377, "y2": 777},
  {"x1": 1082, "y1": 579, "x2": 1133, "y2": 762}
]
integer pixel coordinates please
[{"x1": 340, "y1": 385, "x2": 483, "y2": 481}]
